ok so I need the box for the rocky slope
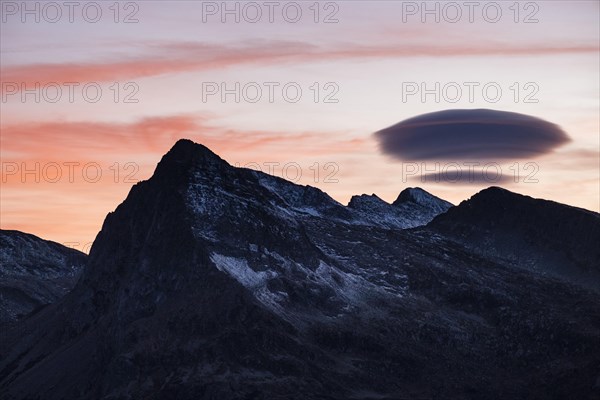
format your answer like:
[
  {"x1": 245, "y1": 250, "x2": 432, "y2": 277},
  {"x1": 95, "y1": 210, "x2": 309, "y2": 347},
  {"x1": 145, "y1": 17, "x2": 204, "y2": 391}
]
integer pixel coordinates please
[
  {"x1": 1, "y1": 140, "x2": 599, "y2": 400},
  {"x1": 347, "y1": 187, "x2": 452, "y2": 229},
  {"x1": 425, "y1": 187, "x2": 600, "y2": 290},
  {"x1": 0, "y1": 230, "x2": 87, "y2": 325}
]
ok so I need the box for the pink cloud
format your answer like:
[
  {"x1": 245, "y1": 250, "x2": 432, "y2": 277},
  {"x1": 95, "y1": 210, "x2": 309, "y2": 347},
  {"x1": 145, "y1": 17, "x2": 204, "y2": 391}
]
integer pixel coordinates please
[{"x1": 2, "y1": 40, "x2": 597, "y2": 94}]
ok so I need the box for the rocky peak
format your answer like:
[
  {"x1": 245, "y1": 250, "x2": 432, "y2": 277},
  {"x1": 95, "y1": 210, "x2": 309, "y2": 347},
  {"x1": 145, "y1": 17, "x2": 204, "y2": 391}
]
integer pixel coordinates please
[
  {"x1": 393, "y1": 187, "x2": 453, "y2": 213},
  {"x1": 347, "y1": 193, "x2": 388, "y2": 209}
]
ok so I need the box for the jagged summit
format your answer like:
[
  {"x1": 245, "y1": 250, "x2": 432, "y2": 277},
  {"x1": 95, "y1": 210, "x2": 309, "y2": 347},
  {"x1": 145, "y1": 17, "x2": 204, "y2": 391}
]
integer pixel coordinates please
[
  {"x1": 168, "y1": 138, "x2": 219, "y2": 158},
  {"x1": 393, "y1": 187, "x2": 453, "y2": 212},
  {"x1": 347, "y1": 188, "x2": 452, "y2": 229},
  {"x1": 150, "y1": 138, "x2": 227, "y2": 180},
  {"x1": 347, "y1": 193, "x2": 386, "y2": 208},
  {"x1": 154, "y1": 140, "x2": 475, "y2": 227},
  {"x1": 153, "y1": 140, "x2": 454, "y2": 230},
  {"x1": 161, "y1": 138, "x2": 226, "y2": 168},
  {"x1": 394, "y1": 187, "x2": 431, "y2": 204}
]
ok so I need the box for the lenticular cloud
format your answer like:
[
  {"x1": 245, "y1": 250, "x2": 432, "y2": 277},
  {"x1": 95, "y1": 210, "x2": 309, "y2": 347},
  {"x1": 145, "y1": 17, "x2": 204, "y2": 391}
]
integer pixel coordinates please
[{"x1": 374, "y1": 109, "x2": 570, "y2": 161}]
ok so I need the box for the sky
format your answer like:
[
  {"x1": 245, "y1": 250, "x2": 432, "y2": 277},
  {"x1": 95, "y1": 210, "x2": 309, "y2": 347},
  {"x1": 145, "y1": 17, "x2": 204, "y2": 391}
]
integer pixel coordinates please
[{"x1": 1, "y1": 0, "x2": 599, "y2": 251}]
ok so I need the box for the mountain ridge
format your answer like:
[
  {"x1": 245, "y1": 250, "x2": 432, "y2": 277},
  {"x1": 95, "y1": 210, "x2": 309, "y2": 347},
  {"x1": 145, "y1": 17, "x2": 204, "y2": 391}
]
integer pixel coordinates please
[
  {"x1": 0, "y1": 229, "x2": 87, "y2": 325},
  {"x1": 1, "y1": 139, "x2": 599, "y2": 400},
  {"x1": 426, "y1": 186, "x2": 600, "y2": 290}
]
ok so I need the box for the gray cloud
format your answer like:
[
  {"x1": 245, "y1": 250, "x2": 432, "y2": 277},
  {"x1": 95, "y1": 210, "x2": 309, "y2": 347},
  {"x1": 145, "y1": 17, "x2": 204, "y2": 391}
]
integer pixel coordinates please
[
  {"x1": 414, "y1": 171, "x2": 516, "y2": 185},
  {"x1": 375, "y1": 109, "x2": 570, "y2": 161}
]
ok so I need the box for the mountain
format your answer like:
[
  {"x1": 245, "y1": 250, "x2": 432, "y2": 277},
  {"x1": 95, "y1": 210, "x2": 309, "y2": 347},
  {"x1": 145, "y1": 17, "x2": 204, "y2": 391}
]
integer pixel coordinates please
[
  {"x1": 347, "y1": 187, "x2": 452, "y2": 229},
  {"x1": 425, "y1": 187, "x2": 600, "y2": 290},
  {"x1": 0, "y1": 230, "x2": 87, "y2": 325},
  {"x1": 393, "y1": 186, "x2": 453, "y2": 213},
  {"x1": 1, "y1": 140, "x2": 599, "y2": 400}
]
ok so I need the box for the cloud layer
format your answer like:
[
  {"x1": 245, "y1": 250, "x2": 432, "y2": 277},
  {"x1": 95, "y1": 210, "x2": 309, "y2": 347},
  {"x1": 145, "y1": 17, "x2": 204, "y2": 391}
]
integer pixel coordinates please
[
  {"x1": 415, "y1": 170, "x2": 516, "y2": 185},
  {"x1": 375, "y1": 109, "x2": 571, "y2": 161},
  {"x1": 2, "y1": 40, "x2": 597, "y2": 93}
]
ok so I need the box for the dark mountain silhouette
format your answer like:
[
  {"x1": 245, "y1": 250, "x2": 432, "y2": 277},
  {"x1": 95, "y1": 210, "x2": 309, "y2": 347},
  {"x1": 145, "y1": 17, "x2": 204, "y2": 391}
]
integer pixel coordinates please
[
  {"x1": 1, "y1": 140, "x2": 599, "y2": 400},
  {"x1": 0, "y1": 230, "x2": 87, "y2": 325},
  {"x1": 425, "y1": 186, "x2": 600, "y2": 290}
]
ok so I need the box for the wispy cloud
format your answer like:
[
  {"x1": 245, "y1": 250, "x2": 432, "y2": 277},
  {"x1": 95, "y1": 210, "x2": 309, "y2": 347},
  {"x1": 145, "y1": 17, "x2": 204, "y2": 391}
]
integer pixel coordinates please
[
  {"x1": 2, "y1": 40, "x2": 597, "y2": 93},
  {"x1": 0, "y1": 114, "x2": 360, "y2": 161}
]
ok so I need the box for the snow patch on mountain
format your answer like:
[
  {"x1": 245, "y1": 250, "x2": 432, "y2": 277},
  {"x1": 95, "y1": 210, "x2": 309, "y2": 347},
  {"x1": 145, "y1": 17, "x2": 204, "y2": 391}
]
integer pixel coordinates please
[{"x1": 210, "y1": 253, "x2": 277, "y2": 288}]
